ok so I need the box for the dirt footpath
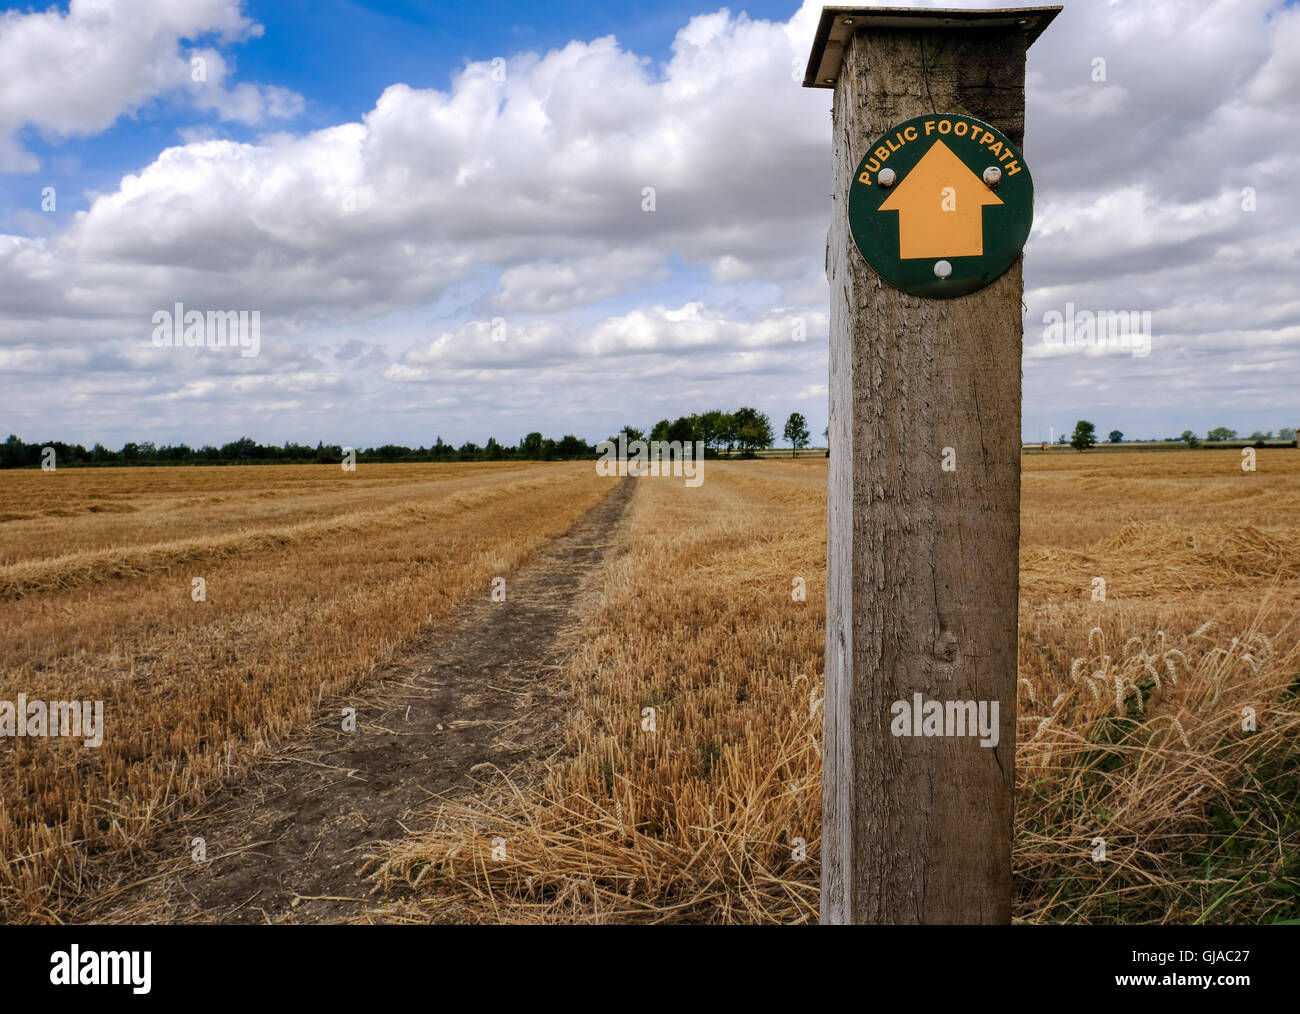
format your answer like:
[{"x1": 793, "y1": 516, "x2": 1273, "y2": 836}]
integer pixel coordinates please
[{"x1": 89, "y1": 477, "x2": 634, "y2": 924}]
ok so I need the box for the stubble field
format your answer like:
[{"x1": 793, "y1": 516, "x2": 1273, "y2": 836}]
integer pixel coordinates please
[
  {"x1": 2, "y1": 452, "x2": 1298, "y2": 923},
  {"x1": 0, "y1": 461, "x2": 610, "y2": 921}
]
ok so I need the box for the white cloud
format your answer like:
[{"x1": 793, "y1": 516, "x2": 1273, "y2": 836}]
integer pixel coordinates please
[
  {"x1": 0, "y1": 0, "x2": 301, "y2": 171},
  {"x1": 486, "y1": 250, "x2": 669, "y2": 313}
]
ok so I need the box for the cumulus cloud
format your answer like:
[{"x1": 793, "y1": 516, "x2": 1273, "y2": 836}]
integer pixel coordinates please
[
  {"x1": 393, "y1": 302, "x2": 825, "y2": 375},
  {"x1": 0, "y1": 4, "x2": 829, "y2": 321},
  {"x1": 484, "y1": 250, "x2": 671, "y2": 313},
  {"x1": 0, "y1": 0, "x2": 301, "y2": 171}
]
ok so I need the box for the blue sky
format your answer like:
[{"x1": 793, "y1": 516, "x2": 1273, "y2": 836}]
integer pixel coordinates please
[{"x1": 0, "y1": 0, "x2": 1297, "y2": 450}]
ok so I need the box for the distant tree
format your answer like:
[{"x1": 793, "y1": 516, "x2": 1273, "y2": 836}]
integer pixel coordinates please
[
  {"x1": 716, "y1": 412, "x2": 738, "y2": 456},
  {"x1": 732, "y1": 407, "x2": 773, "y2": 455},
  {"x1": 220, "y1": 436, "x2": 257, "y2": 461},
  {"x1": 520, "y1": 432, "x2": 544, "y2": 458},
  {"x1": 555, "y1": 434, "x2": 591, "y2": 459},
  {"x1": 1057, "y1": 434, "x2": 1068, "y2": 445},
  {"x1": 1108, "y1": 430, "x2": 1123, "y2": 444},
  {"x1": 1278, "y1": 427, "x2": 1297, "y2": 441},
  {"x1": 1070, "y1": 420, "x2": 1097, "y2": 452},
  {"x1": 619, "y1": 425, "x2": 645, "y2": 444},
  {"x1": 649, "y1": 419, "x2": 672, "y2": 442},
  {"x1": 1207, "y1": 427, "x2": 1237, "y2": 442},
  {"x1": 43, "y1": 440, "x2": 89, "y2": 465},
  {"x1": 783, "y1": 412, "x2": 811, "y2": 457},
  {"x1": 666, "y1": 415, "x2": 700, "y2": 445},
  {"x1": 695, "y1": 410, "x2": 724, "y2": 452},
  {"x1": 1180, "y1": 430, "x2": 1202, "y2": 449},
  {"x1": 1248, "y1": 430, "x2": 1272, "y2": 441},
  {"x1": 369, "y1": 444, "x2": 410, "y2": 461},
  {"x1": 0, "y1": 434, "x2": 27, "y2": 469}
]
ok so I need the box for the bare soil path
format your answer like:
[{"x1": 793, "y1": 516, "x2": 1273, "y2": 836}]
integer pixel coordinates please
[{"x1": 87, "y1": 478, "x2": 634, "y2": 924}]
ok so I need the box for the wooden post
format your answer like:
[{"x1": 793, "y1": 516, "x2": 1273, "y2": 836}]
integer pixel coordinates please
[{"x1": 804, "y1": 6, "x2": 1060, "y2": 924}]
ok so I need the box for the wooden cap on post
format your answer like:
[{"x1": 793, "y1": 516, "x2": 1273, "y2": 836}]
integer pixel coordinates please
[{"x1": 803, "y1": 6, "x2": 1062, "y2": 89}]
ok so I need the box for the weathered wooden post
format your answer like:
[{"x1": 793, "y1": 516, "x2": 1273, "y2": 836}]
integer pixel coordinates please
[{"x1": 804, "y1": 5, "x2": 1060, "y2": 923}]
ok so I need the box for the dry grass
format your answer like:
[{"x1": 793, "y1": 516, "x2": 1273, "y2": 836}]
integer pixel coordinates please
[
  {"x1": 1015, "y1": 619, "x2": 1300, "y2": 923},
  {"x1": 369, "y1": 451, "x2": 1300, "y2": 923},
  {"x1": 0, "y1": 461, "x2": 607, "y2": 923},
  {"x1": 371, "y1": 461, "x2": 824, "y2": 922},
  {"x1": 1014, "y1": 450, "x2": 1300, "y2": 922}
]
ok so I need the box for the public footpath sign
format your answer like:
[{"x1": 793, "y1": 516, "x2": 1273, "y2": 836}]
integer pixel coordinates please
[{"x1": 848, "y1": 114, "x2": 1034, "y2": 299}]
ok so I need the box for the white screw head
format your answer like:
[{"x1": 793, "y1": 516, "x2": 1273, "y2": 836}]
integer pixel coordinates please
[
  {"x1": 934, "y1": 260, "x2": 953, "y2": 279},
  {"x1": 878, "y1": 168, "x2": 897, "y2": 188},
  {"x1": 983, "y1": 166, "x2": 1003, "y2": 187}
]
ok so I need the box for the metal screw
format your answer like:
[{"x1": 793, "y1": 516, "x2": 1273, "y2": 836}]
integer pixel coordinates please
[
  {"x1": 878, "y1": 168, "x2": 897, "y2": 188},
  {"x1": 824, "y1": 77, "x2": 835, "y2": 84},
  {"x1": 934, "y1": 260, "x2": 953, "y2": 279},
  {"x1": 843, "y1": 18, "x2": 854, "y2": 25},
  {"x1": 983, "y1": 166, "x2": 1003, "y2": 187}
]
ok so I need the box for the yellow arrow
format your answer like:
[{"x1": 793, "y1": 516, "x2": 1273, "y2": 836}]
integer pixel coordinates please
[{"x1": 878, "y1": 139, "x2": 1003, "y2": 259}]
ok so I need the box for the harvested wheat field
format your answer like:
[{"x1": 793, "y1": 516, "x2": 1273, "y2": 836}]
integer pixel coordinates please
[
  {"x1": 0, "y1": 462, "x2": 610, "y2": 922},
  {"x1": 2, "y1": 451, "x2": 1298, "y2": 924},
  {"x1": 370, "y1": 451, "x2": 1300, "y2": 924}
]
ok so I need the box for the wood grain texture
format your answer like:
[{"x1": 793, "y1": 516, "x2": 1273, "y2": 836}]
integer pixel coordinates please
[{"x1": 822, "y1": 27, "x2": 1026, "y2": 924}]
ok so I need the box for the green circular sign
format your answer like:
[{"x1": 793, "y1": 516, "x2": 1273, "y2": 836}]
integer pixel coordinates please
[{"x1": 847, "y1": 114, "x2": 1034, "y2": 299}]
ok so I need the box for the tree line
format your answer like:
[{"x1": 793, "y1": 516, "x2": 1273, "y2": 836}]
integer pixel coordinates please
[
  {"x1": 1056, "y1": 421, "x2": 1298, "y2": 451},
  {"x1": 0, "y1": 407, "x2": 819, "y2": 468},
  {"x1": 623, "y1": 408, "x2": 812, "y2": 457},
  {"x1": 0, "y1": 433, "x2": 598, "y2": 468}
]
